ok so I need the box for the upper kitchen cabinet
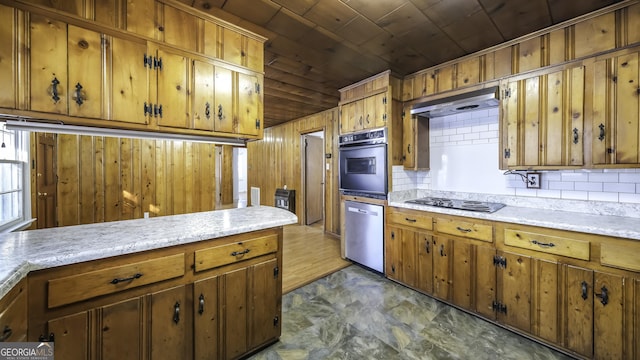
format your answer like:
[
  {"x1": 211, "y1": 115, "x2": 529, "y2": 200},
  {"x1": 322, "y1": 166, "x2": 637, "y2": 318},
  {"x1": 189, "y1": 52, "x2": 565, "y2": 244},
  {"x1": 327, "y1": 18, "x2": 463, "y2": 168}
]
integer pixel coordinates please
[
  {"x1": 402, "y1": 107, "x2": 429, "y2": 171},
  {"x1": 237, "y1": 71, "x2": 263, "y2": 136},
  {"x1": 29, "y1": 15, "x2": 104, "y2": 119},
  {"x1": 202, "y1": 20, "x2": 264, "y2": 73},
  {"x1": 500, "y1": 65, "x2": 585, "y2": 169},
  {"x1": 154, "y1": 46, "x2": 190, "y2": 129},
  {"x1": 339, "y1": 91, "x2": 389, "y2": 133},
  {"x1": 590, "y1": 48, "x2": 640, "y2": 167},
  {"x1": 0, "y1": 4, "x2": 19, "y2": 109}
]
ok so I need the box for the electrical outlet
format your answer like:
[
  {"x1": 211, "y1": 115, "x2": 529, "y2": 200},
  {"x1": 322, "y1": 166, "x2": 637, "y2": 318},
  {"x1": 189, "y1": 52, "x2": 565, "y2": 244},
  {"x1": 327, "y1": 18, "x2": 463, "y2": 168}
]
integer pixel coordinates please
[{"x1": 526, "y1": 172, "x2": 541, "y2": 189}]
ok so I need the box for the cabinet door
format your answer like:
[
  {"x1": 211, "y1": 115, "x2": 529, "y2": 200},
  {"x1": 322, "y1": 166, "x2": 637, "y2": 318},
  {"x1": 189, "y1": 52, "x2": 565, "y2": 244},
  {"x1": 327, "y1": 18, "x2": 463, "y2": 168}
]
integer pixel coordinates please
[
  {"x1": 109, "y1": 36, "x2": 149, "y2": 124},
  {"x1": 451, "y1": 240, "x2": 472, "y2": 309},
  {"x1": 214, "y1": 66, "x2": 234, "y2": 133},
  {"x1": 237, "y1": 72, "x2": 260, "y2": 136},
  {"x1": 533, "y1": 259, "x2": 560, "y2": 344},
  {"x1": 194, "y1": 276, "x2": 219, "y2": 360},
  {"x1": 67, "y1": 25, "x2": 103, "y2": 119},
  {"x1": 150, "y1": 285, "x2": 189, "y2": 360},
  {"x1": 249, "y1": 258, "x2": 280, "y2": 348},
  {"x1": 385, "y1": 225, "x2": 402, "y2": 282},
  {"x1": 592, "y1": 51, "x2": 640, "y2": 165},
  {"x1": 501, "y1": 66, "x2": 584, "y2": 168},
  {"x1": 156, "y1": 48, "x2": 190, "y2": 128},
  {"x1": 220, "y1": 267, "x2": 248, "y2": 359},
  {"x1": 593, "y1": 271, "x2": 624, "y2": 359},
  {"x1": 416, "y1": 232, "x2": 433, "y2": 294},
  {"x1": 125, "y1": 0, "x2": 156, "y2": 39},
  {"x1": 0, "y1": 4, "x2": 17, "y2": 109},
  {"x1": 193, "y1": 60, "x2": 215, "y2": 131},
  {"x1": 29, "y1": 14, "x2": 67, "y2": 114},
  {"x1": 497, "y1": 251, "x2": 531, "y2": 332},
  {"x1": 474, "y1": 245, "x2": 496, "y2": 319},
  {"x1": 402, "y1": 109, "x2": 415, "y2": 169},
  {"x1": 48, "y1": 312, "x2": 90, "y2": 360},
  {"x1": 343, "y1": 101, "x2": 364, "y2": 133},
  {"x1": 564, "y1": 265, "x2": 593, "y2": 358},
  {"x1": 363, "y1": 93, "x2": 387, "y2": 129},
  {"x1": 432, "y1": 236, "x2": 451, "y2": 301},
  {"x1": 100, "y1": 297, "x2": 144, "y2": 360}
]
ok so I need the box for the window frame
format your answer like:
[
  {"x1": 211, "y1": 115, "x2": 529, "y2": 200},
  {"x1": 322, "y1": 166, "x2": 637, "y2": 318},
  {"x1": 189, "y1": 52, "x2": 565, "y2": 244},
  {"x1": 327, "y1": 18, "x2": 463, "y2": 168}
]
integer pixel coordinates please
[{"x1": 0, "y1": 126, "x2": 32, "y2": 233}]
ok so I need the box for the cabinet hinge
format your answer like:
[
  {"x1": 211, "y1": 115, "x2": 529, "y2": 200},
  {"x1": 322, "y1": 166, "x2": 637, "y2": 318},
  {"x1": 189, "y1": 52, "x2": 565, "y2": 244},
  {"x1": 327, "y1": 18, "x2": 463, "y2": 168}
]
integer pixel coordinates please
[
  {"x1": 492, "y1": 301, "x2": 507, "y2": 314},
  {"x1": 273, "y1": 315, "x2": 279, "y2": 327},
  {"x1": 39, "y1": 333, "x2": 55, "y2": 342},
  {"x1": 493, "y1": 255, "x2": 507, "y2": 268},
  {"x1": 607, "y1": 147, "x2": 615, "y2": 154},
  {"x1": 255, "y1": 119, "x2": 261, "y2": 129},
  {"x1": 143, "y1": 102, "x2": 153, "y2": 117},
  {"x1": 503, "y1": 88, "x2": 511, "y2": 98},
  {"x1": 383, "y1": 114, "x2": 387, "y2": 122},
  {"x1": 143, "y1": 54, "x2": 153, "y2": 68},
  {"x1": 382, "y1": 96, "x2": 387, "y2": 105},
  {"x1": 154, "y1": 104, "x2": 163, "y2": 118},
  {"x1": 273, "y1": 266, "x2": 279, "y2": 279},
  {"x1": 154, "y1": 57, "x2": 163, "y2": 70},
  {"x1": 401, "y1": 111, "x2": 405, "y2": 120},
  {"x1": 504, "y1": 148, "x2": 511, "y2": 159},
  {"x1": 255, "y1": 83, "x2": 261, "y2": 94}
]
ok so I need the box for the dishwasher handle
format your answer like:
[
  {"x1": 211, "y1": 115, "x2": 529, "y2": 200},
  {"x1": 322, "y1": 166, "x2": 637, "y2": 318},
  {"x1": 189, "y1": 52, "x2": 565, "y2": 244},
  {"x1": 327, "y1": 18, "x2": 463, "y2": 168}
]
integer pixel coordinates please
[{"x1": 347, "y1": 206, "x2": 379, "y2": 217}]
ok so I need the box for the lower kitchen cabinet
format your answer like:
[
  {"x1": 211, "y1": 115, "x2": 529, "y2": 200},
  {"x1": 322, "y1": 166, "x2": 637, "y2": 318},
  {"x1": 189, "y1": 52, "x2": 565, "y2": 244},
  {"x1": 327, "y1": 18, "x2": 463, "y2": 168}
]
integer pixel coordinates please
[
  {"x1": 385, "y1": 207, "x2": 640, "y2": 359},
  {"x1": 26, "y1": 228, "x2": 283, "y2": 360},
  {"x1": 0, "y1": 279, "x2": 28, "y2": 343}
]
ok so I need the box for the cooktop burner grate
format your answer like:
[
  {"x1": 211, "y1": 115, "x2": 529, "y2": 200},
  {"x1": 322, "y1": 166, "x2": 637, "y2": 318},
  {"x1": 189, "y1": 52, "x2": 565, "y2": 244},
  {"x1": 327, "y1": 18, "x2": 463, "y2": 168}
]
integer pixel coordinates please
[{"x1": 405, "y1": 197, "x2": 505, "y2": 213}]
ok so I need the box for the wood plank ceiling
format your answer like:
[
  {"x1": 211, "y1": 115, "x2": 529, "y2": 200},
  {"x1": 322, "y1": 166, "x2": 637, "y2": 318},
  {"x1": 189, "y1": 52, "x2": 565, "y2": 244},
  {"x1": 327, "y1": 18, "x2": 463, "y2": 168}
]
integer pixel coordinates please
[{"x1": 182, "y1": 0, "x2": 623, "y2": 128}]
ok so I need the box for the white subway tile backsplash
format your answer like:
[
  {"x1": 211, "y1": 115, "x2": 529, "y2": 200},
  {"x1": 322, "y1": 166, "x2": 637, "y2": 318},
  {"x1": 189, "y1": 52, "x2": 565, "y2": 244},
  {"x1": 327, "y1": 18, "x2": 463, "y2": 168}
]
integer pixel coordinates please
[
  {"x1": 464, "y1": 133, "x2": 480, "y2": 141},
  {"x1": 549, "y1": 181, "x2": 574, "y2": 191},
  {"x1": 472, "y1": 124, "x2": 489, "y2": 133},
  {"x1": 575, "y1": 182, "x2": 603, "y2": 192},
  {"x1": 561, "y1": 172, "x2": 589, "y2": 182},
  {"x1": 620, "y1": 173, "x2": 640, "y2": 183},
  {"x1": 536, "y1": 189, "x2": 562, "y2": 198},
  {"x1": 620, "y1": 193, "x2": 640, "y2": 204},
  {"x1": 588, "y1": 192, "x2": 619, "y2": 202},
  {"x1": 561, "y1": 191, "x2": 589, "y2": 200},
  {"x1": 604, "y1": 182, "x2": 636, "y2": 193},
  {"x1": 589, "y1": 173, "x2": 619, "y2": 182}
]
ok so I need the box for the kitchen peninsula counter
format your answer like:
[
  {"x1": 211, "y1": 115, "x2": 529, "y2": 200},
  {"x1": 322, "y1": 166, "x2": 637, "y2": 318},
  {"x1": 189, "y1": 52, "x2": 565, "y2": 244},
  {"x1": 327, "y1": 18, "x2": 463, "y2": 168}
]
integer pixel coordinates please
[{"x1": 0, "y1": 206, "x2": 298, "y2": 299}]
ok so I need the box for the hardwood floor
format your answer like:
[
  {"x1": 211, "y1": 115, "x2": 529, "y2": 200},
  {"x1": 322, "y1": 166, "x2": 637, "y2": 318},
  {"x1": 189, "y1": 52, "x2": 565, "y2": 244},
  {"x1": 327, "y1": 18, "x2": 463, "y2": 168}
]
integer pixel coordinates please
[{"x1": 282, "y1": 224, "x2": 351, "y2": 293}]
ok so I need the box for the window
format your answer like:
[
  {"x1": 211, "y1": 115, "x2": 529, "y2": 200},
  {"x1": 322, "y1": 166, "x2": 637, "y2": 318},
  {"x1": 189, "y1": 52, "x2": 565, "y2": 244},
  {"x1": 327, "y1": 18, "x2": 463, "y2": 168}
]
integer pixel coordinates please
[{"x1": 0, "y1": 122, "x2": 31, "y2": 233}]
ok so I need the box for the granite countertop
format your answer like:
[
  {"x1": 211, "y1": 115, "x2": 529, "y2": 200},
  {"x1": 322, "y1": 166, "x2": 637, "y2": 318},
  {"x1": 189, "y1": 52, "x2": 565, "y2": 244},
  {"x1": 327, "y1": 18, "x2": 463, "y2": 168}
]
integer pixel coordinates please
[
  {"x1": 388, "y1": 190, "x2": 640, "y2": 241},
  {"x1": 0, "y1": 206, "x2": 298, "y2": 299}
]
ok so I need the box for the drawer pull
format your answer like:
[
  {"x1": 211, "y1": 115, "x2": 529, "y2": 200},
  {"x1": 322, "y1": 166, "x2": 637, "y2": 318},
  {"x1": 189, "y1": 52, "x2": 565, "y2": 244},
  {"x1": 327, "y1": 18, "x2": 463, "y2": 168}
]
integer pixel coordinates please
[
  {"x1": 595, "y1": 286, "x2": 609, "y2": 306},
  {"x1": 110, "y1": 273, "x2": 143, "y2": 285},
  {"x1": 581, "y1": 281, "x2": 588, "y2": 300},
  {"x1": 405, "y1": 217, "x2": 417, "y2": 223},
  {"x1": 456, "y1": 226, "x2": 472, "y2": 233},
  {"x1": 231, "y1": 249, "x2": 250, "y2": 257},
  {"x1": 531, "y1": 240, "x2": 555, "y2": 248},
  {"x1": 0, "y1": 325, "x2": 12, "y2": 342},
  {"x1": 173, "y1": 302, "x2": 180, "y2": 324},
  {"x1": 198, "y1": 294, "x2": 205, "y2": 315}
]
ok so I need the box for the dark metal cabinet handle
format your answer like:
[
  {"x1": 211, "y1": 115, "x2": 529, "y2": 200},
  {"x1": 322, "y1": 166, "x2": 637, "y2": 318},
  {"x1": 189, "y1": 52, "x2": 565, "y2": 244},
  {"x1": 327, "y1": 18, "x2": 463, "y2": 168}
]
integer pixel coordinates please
[
  {"x1": 51, "y1": 77, "x2": 60, "y2": 103},
  {"x1": 425, "y1": 239, "x2": 430, "y2": 254},
  {"x1": 110, "y1": 273, "x2": 143, "y2": 285},
  {"x1": 198, "y1": 294, "x2": 205, "y2": 315},
  {"x1": 598, "y1": 124, "x2": 605, "y2": 141},
  {"x1": 205, "y1": 102, "x2": 211, "y2": 119},
  {"x1": 440, "y1": 244, "x2": 445, "y2": 257},
  {"x1": 531, "y1": 240, "x2": 555, "y2": 248},
  {"x1": 581, "y1": 281, "x2": 588, "y2": 300},
  {"x1": 405, "y1": 217, "x2": 417, "y2": 223},
  {"x1": 74, "y1": 83, "x2": 84, "y2": 106},
  {"x1": 231, "y1": 249, "x2": 250, "y2": 257},
  {"x1": 366, "y1": 114, "x2": 370, "y2": 124},
  {"x1": 595, "y1": 286, "x2": 609, "y2": 306},
  {"x1": 173, "y1": 302, "x2": 180, "y2": 324},
  {"x1": 391, "y1": 265, "x2": 395, "y2": 273},
  {"x1": 456, "y1": 226, "x2": 472, "y2": 233},
  {"x1": 218, "y1": 104, "x2": 223, "y2": 120},
  {"x1": 573, "y1": 128, "x2": 579, "y2": 144},
  {"x1": 0, "y1": 325, "x2": 12, "y2": 342},
  {"x1": 407, "y1": 144, "x2": 411, "y2": 154}
]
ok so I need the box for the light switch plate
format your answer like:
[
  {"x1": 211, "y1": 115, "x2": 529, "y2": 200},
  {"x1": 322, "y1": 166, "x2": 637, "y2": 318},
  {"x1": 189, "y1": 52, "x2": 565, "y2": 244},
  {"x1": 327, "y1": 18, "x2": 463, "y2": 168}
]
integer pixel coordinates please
[{"x1": 526, "y1": 172, "x2": 541, "y2": 189}]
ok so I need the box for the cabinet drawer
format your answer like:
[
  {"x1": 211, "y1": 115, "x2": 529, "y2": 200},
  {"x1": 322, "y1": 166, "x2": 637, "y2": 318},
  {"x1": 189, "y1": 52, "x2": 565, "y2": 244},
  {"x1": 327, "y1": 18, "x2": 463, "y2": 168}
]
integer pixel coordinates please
[
  {"x1": 436, "y1": 218, "x2": 493, "y2": 242},
  {"x1": 48, "y1": 253, "x2": 185, "y2": 308},
  {"x1": 0, "y1": 282, "x2": 27, "y2": 342},
  {"x1": 504, "y1": 229, "x2": 590, "y2": 260},
  {"x1": 387, "y1": 208, "x2": 433, "y2": 230},
  {"x1": 195, "y1": 234, "x2": 278, "y2": 272},
  {"x1": 601, "y1": 240, "x2": 640, "y2": 272}
]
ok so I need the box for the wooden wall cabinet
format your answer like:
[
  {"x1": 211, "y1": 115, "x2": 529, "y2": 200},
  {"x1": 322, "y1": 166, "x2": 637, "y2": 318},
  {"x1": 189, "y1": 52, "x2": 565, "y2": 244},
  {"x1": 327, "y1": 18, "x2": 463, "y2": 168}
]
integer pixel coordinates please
[
  {"x1": 591, "y1": 49, "x2": 640, "y2": 166},
  {"x1": 339, "y1": 92, "x2": 388, "y2": 134},
  {"x1": 402, "y1": 108, "x2": 429, "y2": 170},
  {"x1": 500, "y1": 65, "x2": 585, "y2": 169},
  {"x1": 26, "y1": 229, "x2": 283, "y2": 360},
  {"x1": 0, "y1": 279, "x2": 28, "y2": 343}
]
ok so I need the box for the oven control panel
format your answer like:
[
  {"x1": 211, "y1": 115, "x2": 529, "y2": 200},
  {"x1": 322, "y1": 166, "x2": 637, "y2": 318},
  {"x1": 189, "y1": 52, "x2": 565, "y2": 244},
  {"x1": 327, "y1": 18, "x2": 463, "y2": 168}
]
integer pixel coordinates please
[{"x1": 339, "y1": 128, "x2": 387, "y2": 145}]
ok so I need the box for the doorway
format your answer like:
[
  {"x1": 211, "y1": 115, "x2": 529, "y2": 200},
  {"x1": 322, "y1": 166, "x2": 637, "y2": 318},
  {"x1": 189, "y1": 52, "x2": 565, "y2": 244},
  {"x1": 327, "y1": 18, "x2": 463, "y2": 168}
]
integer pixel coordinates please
[
  {"x1": 302, "y1": 131, "x2": 324, "y2": 226},
  {"x1": 35, "y1": 133, "x2": 57, "y2": 228}
]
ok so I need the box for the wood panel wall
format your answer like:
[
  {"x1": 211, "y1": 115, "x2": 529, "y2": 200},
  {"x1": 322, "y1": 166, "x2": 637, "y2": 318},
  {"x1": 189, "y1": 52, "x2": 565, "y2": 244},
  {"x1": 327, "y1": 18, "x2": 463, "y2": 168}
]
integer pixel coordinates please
[
  {"x1": 47, "y1": 134, "x2": 232, "y2": 227},
  {"x1": 246, "y1": 108, "x2": 340, "y2": 235}
]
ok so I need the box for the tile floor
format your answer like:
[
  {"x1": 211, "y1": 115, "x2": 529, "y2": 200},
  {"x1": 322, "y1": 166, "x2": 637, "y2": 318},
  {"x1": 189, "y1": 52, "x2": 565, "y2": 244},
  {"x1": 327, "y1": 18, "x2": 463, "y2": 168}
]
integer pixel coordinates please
[{"x1": 250, "y1": 265, "x2": 576, "y2": 360}]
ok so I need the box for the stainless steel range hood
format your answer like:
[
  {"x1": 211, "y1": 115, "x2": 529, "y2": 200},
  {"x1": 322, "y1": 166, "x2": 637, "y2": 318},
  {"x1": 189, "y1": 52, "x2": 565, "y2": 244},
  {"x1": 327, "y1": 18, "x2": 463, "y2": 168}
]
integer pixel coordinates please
[{"x1": 410, "y1": 86, "x2": 499, "y2": 118}]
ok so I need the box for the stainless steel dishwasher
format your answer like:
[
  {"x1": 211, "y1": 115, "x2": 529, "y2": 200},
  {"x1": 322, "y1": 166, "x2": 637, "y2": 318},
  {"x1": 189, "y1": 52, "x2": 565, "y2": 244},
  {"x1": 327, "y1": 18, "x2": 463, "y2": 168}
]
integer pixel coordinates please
[{"x1": 344, "y1": 200, "x2": 384, "y2": 273}]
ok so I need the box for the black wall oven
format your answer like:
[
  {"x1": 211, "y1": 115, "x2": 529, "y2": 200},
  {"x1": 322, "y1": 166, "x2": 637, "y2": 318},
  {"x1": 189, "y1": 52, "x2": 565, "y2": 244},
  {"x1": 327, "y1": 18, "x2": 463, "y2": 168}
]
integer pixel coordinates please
[{"x1": 339, "y1": 128, "x2": 387, "y2": 199}]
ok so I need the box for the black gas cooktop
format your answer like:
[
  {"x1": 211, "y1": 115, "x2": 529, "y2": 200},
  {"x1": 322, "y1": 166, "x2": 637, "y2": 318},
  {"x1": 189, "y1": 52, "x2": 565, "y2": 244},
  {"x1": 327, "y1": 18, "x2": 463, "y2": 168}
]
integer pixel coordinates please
[{"x1": 405, "y1": 197, "x2": 505, "y2": 213}]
